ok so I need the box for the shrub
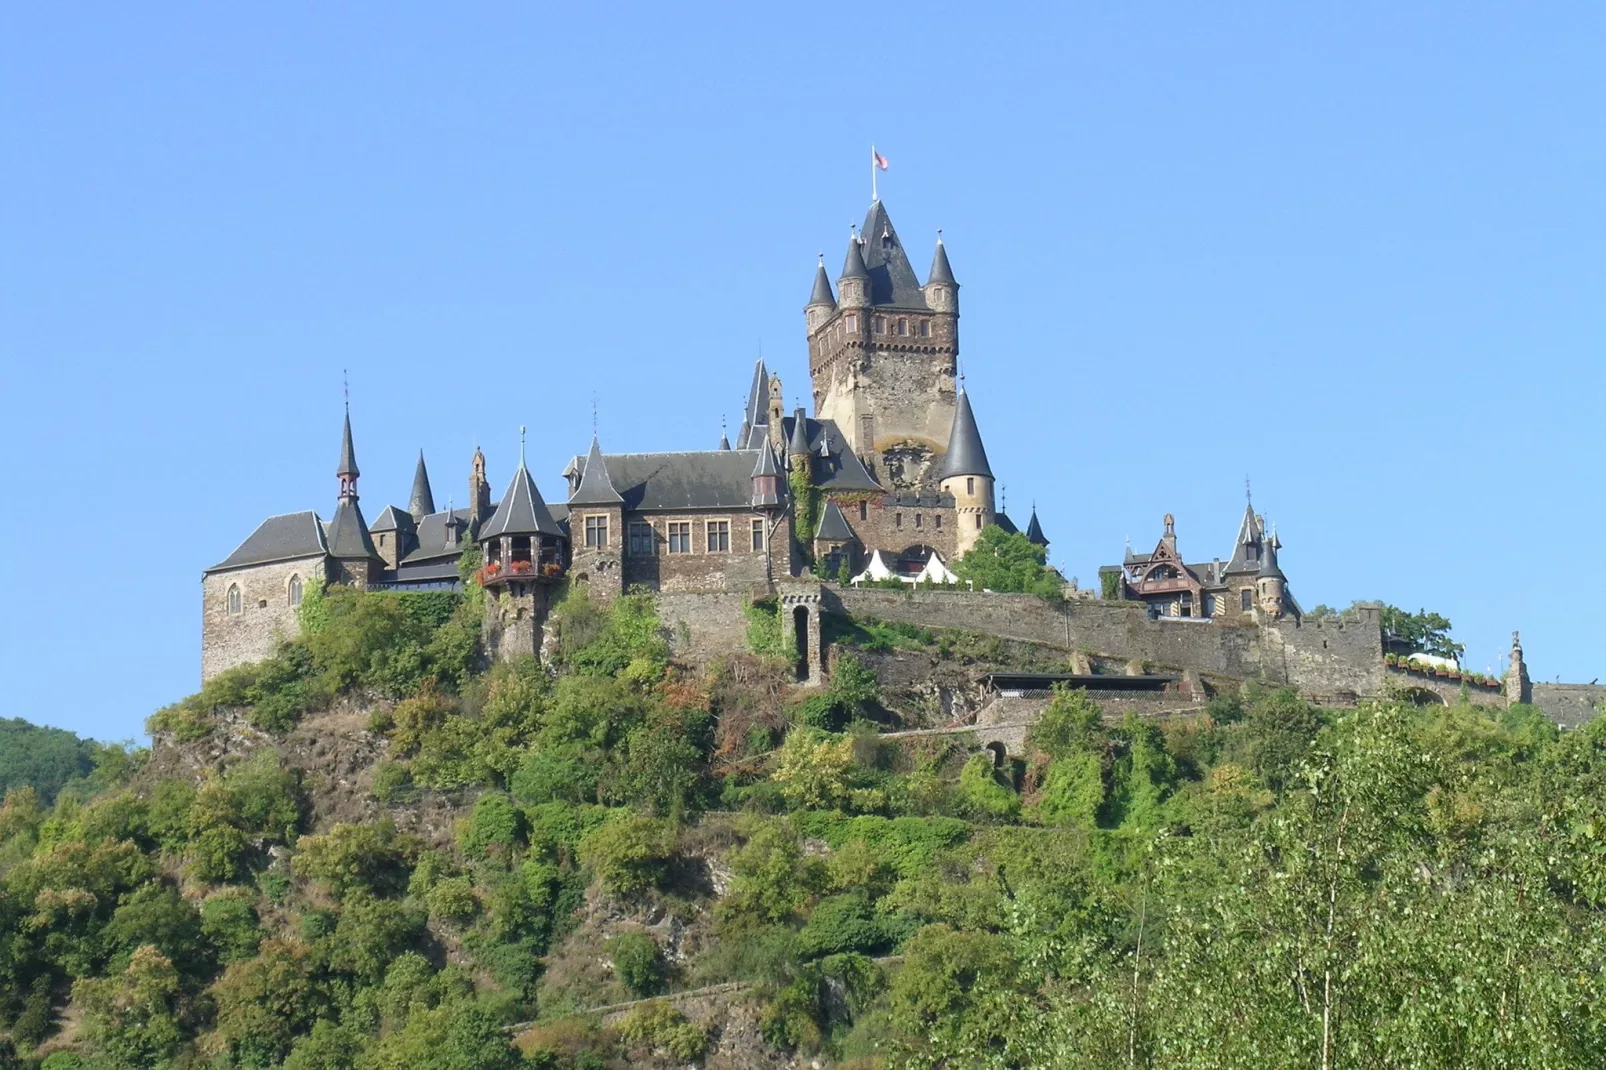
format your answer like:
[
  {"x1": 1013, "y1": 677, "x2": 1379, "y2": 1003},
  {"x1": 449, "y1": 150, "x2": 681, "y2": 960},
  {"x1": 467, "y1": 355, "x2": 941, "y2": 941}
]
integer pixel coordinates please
[
  {"x1": 200, "y1": 888, "x2": 262, "y2": 964},
  {"x1": 577, "y1": 813, "x2": 674, "y2": 899},
  {"x1": 459, "y1": 792, "x2": 525, "y2": 858},
  {"x1": 427, "y1": 876, "x2": 478, "y2": 923},
  {"x1": 607, "y1": 932, "x2": 666, "y2": 997},
  {"x1": 799, "y1": 891, "x2": 890, "y2": 957},
  {"x1": 291, "y1": 819, "x2": 419, "y2": 898},
  {"x1": 616, "y1": 1001, "x2": 708, "y2": 1061},
  {"x1": 958, "y1": 753, "x2": 1020, "y2": 820}
]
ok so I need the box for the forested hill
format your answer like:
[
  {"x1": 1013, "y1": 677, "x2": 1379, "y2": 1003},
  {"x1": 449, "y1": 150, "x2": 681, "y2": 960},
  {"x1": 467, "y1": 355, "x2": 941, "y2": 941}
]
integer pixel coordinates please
[{"x1": 4, "y1": 581, "x2": 1606, "y2": 1069}]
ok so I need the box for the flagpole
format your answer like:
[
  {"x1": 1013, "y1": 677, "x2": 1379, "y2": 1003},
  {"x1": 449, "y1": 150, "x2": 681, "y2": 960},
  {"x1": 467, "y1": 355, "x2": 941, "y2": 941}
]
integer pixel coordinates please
[{"x1": 870, "y1": 143, "x2": 877, "y2": 203}]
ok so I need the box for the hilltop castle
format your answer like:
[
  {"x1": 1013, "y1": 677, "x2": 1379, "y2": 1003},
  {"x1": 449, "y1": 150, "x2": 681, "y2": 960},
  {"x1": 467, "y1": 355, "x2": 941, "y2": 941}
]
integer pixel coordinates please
[{"x1": 199, "y1": 196, "x2": 1603, "y2": 728}]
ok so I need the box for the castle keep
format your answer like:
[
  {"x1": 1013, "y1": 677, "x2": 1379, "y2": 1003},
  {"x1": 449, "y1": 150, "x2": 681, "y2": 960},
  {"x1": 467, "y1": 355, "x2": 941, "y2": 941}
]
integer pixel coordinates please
[{"x1": 200, "y1": 196, "x2": 1602, "y2": 725}]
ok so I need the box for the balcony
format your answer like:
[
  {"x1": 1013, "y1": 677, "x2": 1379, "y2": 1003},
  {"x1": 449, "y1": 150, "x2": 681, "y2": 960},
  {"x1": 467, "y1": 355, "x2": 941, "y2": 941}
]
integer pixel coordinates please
[{"x1": 477, "y1": 558, "x2": 565, "y2": 588}]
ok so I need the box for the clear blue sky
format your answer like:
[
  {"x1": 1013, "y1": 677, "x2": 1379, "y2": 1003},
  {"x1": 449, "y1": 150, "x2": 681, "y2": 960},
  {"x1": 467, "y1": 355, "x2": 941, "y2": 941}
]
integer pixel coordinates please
[{"x1": 2, "y1": 4, "x2": 1601, "y2": 741}]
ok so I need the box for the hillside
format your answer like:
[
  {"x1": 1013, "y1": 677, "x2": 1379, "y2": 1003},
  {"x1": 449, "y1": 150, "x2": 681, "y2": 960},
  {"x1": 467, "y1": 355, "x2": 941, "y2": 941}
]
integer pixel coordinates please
[{"x1": 3, "y1": 582, "x2": 1606, "y2": 1069}]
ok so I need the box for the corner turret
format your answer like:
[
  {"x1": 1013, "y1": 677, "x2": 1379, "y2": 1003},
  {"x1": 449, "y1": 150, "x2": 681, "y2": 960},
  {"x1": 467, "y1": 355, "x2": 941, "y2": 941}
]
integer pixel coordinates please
[
  {"x1": 805, "y1": 257, "x2": 837, "y2": 333},
  {"x1": 409, "y1": 451, "x2": 436, "y2": 520},
  {"x1": 325, "y1": 405, "x2": 382, "y2": 586},
  {"x1": 923, "y1": 231, "x2": 958, "y2": 314},
  {"x1": 933, "y1": 390, "x2": 995, "y2": 556},
  {"x1": 1256, "y1": 524, "x2": 1287, "y2": 619},
  {"x1": 838, "y1": 233, "x2": 870, "y2": 309}
]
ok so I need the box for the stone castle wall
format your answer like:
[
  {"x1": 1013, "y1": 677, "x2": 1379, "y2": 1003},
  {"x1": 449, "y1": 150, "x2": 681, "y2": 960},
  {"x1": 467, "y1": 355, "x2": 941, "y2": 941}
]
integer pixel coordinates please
[
  {"x1": 201, "y1": 555, "x2": 324, "y2": 682},
  {"x1": 1531, "y1": 683, "x2": 1606, "y2": 729},
  {"x1": 826, "y1": 588, "x2": 1386, "y2": 701},
  {"x1": 829, "y1": 493, "x2": 960, "y2": 567},
  {"x1": 618, "y1": 511, "x2": 780, "y2": 593}
]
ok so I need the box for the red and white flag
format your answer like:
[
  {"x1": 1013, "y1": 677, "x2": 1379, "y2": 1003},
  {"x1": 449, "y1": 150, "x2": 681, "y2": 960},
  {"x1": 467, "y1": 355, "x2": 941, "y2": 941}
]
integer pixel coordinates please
[{"x1": 872, "y1": 148, "x2": 889, "y2": 170}]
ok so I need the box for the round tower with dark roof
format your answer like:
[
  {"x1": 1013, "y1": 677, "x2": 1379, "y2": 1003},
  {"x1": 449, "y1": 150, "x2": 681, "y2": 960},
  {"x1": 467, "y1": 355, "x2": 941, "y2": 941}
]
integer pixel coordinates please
[{"x1": 934, "y1": 389, "x2": 995, "y2": 557}]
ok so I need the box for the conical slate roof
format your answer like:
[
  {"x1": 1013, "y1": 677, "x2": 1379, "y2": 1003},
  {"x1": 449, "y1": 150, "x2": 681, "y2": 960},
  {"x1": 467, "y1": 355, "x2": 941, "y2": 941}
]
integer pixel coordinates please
[
  {"x1": 481, "y1": 463, "x2": 564, "y2": 540},
  {"x1": 815, "y1": 500, "x2": 856, "y2": 542},
  {"x1": 751, "y1": 442, "x2": 781, "y2": 478},
  {"x1": 718, "y1": 428, "x2": 731, "y2": 450},
  {"x1": 859, "y1": 201, "x2": 926, "y2": 307},
  {"x1": 808, "y1": 262, "x2": 836, "y2": 307},
  {"x1": 750, "y1": 444, "x2": 782, "y2": 507},
  {"x1": 928, "y1": 237, "x2": 956, "y2": 285},
  {"x1": 326, "y1": 496, "x2": 380, "y2": 560},
  {"x1": 1261, "y1": 526, "x2": 1285, "y2": 579},
  {"x1": 409, "y1": 451, "x2": 435, "y2": 518},
  {"x1": 1025, "y1": 507, "x2": 1048, "y2": 548},
  {"x1": 1226, "y1": 501, "x2": 1263, "y2": 574},
  {"x1": 787, "y1": 408, "x2": 811, "y2": 458},
  {"x1": 337, "y1": 410, "x2": 360, "y2": 480},
  {"x1": 736, "y1": 359, "x2": 770, "y2": 449},
  {"x1": 934, "y1": 391, "x2": 992, "y2": 481},
  {"x1": 840, "y1": 235, "x2": 869, "y2": 280},
  {"x1": 570, "y1": 436, "x2": 625, "y2": 506}
]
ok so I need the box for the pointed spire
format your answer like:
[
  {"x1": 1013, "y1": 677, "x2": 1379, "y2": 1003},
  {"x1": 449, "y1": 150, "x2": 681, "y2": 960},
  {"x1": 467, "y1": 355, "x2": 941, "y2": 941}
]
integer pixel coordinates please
[
  {"x1": 928, "y1": 230, "x2": 956, "y2": 285},
  {"x1": 481, "y1": 444, "x2": 563, "y2": 540},
  {"x1": 788, "y1": 408, "x2": 811, "y2": 458},
  {"x1": 570, "y1": 435, "x2": 624, "y2": 506},
  {"x1": 337, "y1": 409, "x2": 359, "y2": 485},
  {"x1": 409, "y1": 451, "x2": 435, "y2": 518},
  {"x1": 1260, "y1": 522, "x2": 1285, "y2": 578},
  {"x1": 815, "y1": 499, "x2": 856, "y2": 542},
  {"x1": 934, "y1": 389, "x2": 993, "y2": 481},
  {"x1": 719, "y1": 419, "x2": 731, "y2": 451},
  {"x1": 1026, "y1": 505, "x2": 1048, "y2": 548},
  {"x1": 808, "y1": 257, "x2": 837, "y2": 308},
  {"x1": 737, "y1": 359, "x2": 770, "y2": 449},
  {"x1": 840, "y1": 233, "x2": 869, "y2": 280},
  {"x1": 750, "y1": 443, "x2": 782, "y2": 507}
]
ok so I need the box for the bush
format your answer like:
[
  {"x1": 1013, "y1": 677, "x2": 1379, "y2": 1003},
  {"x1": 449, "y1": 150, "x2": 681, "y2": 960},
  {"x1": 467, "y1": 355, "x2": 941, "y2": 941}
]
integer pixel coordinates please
[
  {"x1": 459, "y1": 793, "x2": 525, "y2": 858},
  {"x1": 616, "y1": 1001, "x2": 708, "y2": 1061},
  {"x1": 577, "y1": 813, "x2": 674, "y2": 899},
  {"x1": 958, "y1": 754, "x2": 1020, "y2": 820},
  {"x1": 292, "y1": 819, "x2": 419, "y2": 898},
  {"x1": 200, "y1": 888, "x2": 262, "y2": 964},
  {"x1": 799, "y1": 891, "x2": 891, "y2": 957},
  {"x1": 608, "y1": 932, "x2": 666, "y2": 997}
]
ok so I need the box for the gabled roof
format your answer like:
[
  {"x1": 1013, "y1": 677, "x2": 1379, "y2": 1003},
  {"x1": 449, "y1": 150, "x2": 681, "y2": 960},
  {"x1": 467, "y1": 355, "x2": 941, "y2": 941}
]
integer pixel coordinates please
[
  {"x1": 409, "y1": 452, "x2": 435, "y2": 517},
  {"x1": 859, "y1": 201, "x2": 928, "y2": 308},
  {"x1": 481, "y1": 464, "x2": 564, "y2": 539},
  {"x1": 736, "y1": 359, "x2": 771, "y2": 450},
  {"x1": 1025, "y1": 508, "x2": 1048, "y2": 547},
  {"x1": 928, "y1": 237, "x2": 956, "y2": 285},
  {"x1": 808, "y1": 262, "x2": 836, "y2": 307},
  {"x1": 1225, "y1": 502, "x2": 1264, "y2": 574},
  {"x1": 577, "y1": 450, "x2": 771, "y2": 512},
  {"x1": 206, "y1": 511, "x2": 327, "y2": 572},
  {"x1": 371, "y1": 505, "x2": 415, "y2": 534},
  {"x1": 995, "y1": 512, "x2": 1019, "y2": 536},
  {"x1": 815, "y1": 500, "x2": 857, "y2": 542},
  {"x1": 934, "y1": 390, "x2": 992, "y2": 481},
  {"x1": 569, "y1": 436, "x2": 625, "y2": 506},
  {"x1": 326, "y1": 497, "x2": 380, "y2": 561},
  {"x1": 402, "y1": 508, "x2": 475, "y2": 564},
  {"x1": 337, "y1": 411, "x2": 359, "y2": 480},
  {"x1": 778, "y1": 415, "x2": 884, "y2": 492}
]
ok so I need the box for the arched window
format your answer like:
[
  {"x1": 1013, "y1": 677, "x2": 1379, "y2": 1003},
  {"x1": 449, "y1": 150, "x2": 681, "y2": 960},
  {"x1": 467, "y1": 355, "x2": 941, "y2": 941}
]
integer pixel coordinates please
[
  {"x1": 288, "y1": 575, "x2": 303, "y2": 607},
  {"x1": 227, "y1": 584, "x2": 242, "y2": 615}
]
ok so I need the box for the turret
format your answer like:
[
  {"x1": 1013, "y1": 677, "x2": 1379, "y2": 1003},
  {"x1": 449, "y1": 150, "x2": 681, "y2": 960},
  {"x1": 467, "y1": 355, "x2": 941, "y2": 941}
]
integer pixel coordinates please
[
  {"x1": 750, "y1": 442, "x2": 782, "y2": 509},
  {"x1": 478, "y1": 427, "x2": 566, "y2": 582},
  {"x1": 1506, "y1": 631, "x2": 1532, "y2": 706},
  {"x1": 1256, "y1": 524, "x2": 1287, "y2": 619},
  {"x1": 788, "y1": 408, "x2": 811, "y2": 476},
  {"x1": 805, "y1": 256, "x2": 837, "y2": 333},
  {"x1": 923, "y1": 231, "x2": 958, "y2": 314},
  {"x1": 838, "y1": 233, "x2": 870, "y2": 309},
  {"x1": 409, "y1": 450, "x2": 436, "y2": 520},
  {"x1": 325, "y1": 405, "x2": 382, "y2": 586},
  {"x1": 933, "y1": 390, "x2": 995, "y2": 556},
  {"x1": 568, "y1": 434, "x2": 625, "y2": 600},
  {"x1": 469, "y1": 446, "x2": 492, "y2": 534}
]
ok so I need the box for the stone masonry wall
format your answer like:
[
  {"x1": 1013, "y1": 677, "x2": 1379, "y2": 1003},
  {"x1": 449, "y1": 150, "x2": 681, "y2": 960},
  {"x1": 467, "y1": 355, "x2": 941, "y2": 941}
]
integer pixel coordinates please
[
  {"x1": 201, "y1": 555, "x2": 325, "y2": 682},
  {"x1": 619, "y1": 511, "x2": 779, "y2": 594},
  {"x1": 827, "y1": 588, "x2": 1386, "y2": 700},
  {"x1": 656, "y1": 592, "x2": 753, "y2": 662},
  {"x1": 831, "y1": 493, "x2": 959, "y2": 566},
  {"x1": 1532, "y1": 683, "x2": 1606, "y2": 729}
]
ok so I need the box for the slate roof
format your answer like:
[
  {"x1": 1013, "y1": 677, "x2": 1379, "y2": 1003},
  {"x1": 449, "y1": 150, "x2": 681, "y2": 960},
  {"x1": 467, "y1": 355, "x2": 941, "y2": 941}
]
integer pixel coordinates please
[
  {"x1": 815, "y1": 500, "x2": 857, "y2": 542},
  {"x1": 995, "y1": 512, "x2": 1020, "y2": 536},
  {"x1": 750, "y1": 445, "x2": 782, "y2": 507},
  {"x1": 337, "y1": 412, "x2": 359, "y2": 479},
  {"x1": 576, "y1": 450, "x2": 770, "y2": 512},
  {"x1": 1225, "y1": 502, "x2": 1264, "y2": 574},
  {"x1": 777, "y1": 415, "x2": 883, "y2": 492},
  {"x1": 1026, "y1": 508, "x2": 1048, "y2": 547},
  {"x1": 1261, "y1": 528, "x2": 1285, "y2": 579},
  {"x1": 401, "y1": 508, "x2": 475, "y2": 564},
  {"x1": 326, "y1": 497, "x2": 380, "y2": 560},
  {"x1": 481, "y1": 465, "x2": 564, "y2": 539},
  {"x1": 929, "y1": 238, "x2": 956, "y2": 285},
  {"x1": 370, "y1": 505, "x2": 414, "y2": 534},
  {"x1": 808, "y1": 262, "x2": 836, "y2": 307},
  {"x1": 409, "y1": 452, "x2": 435, "y2": 517},
  {"x1": 736, "y1": 359, "x2": 771, "y2": 450},
  {"x1": 569, "y1": 436, "x2": 625, "y2": 506},
  {"x1": 860, "y1": 201, "x2": 928, "y2": 308},
  {"x1": 934, "y1": 391, "x2": 993, "y2": 481},
  {"x1": 840, "y1": 234, "x2": 869, "y2": 280},
  {"x1": 206, "y1": 511, "x2": 328, "y2": 572},
  {"x1": 787, "y1": 407, "x2": 811, "y2": 457}
]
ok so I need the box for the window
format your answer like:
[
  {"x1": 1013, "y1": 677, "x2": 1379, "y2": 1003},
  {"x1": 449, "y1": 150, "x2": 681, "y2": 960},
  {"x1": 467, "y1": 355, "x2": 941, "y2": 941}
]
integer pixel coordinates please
[
  {"x1": 227, "y1": 584, "x2": 242, "y2": 615},
  {"x1": 874, "y1": 316, "x2": 885, "y2": 334},
  {"x1": 378, "y1": 533, "x2": 387, "y2": 548},
  {"x1": 1241, "y1": 589, "x2": 1253, "y2": 611},
  {"x1": 858, "y1": 500, "x2": 867, "y2": 522},
  {"x1": 845, "y1": 313, "x2": 857, "y2": 332},
  {"x1": 288, "y1": 575, "x2": 303, "y2": 607},
  {"x1": 706, "y1": 520, "x2": 730, "y2": 552},
  {"x1": 895, "y1": 512, "x2": 903, "y2": 530},
  {"x1": 1204, "y1": 594, "x2": 1217, "y2": 618},
  {"x1": 1180, "y1": 592, "x2": 1193, "y2": 619},
  {"x1": 914, "y1": 513, "x2": 923, "y2": 530},
  {"x1": 860, "y1": 414, "x2": 874, "y2": 447},
  {"x1": 896, "y1": 318, "x2": 907, "y2": 336},
  {"x1": 751, "y1": 519, "x2": 765, "y2": 551},
  {"x1": 920, "y1": 320, "x2": 929, "y2": 337},
  {"x1": 584, "y1": 515, "x2": 608, "y2": 549},
  {"x1": 966, "y1": 477, "x2": 974, "y2": 495},
  {"x1": 935, "y1": 514, "x2": 942, "y2": 530},
  {"x1": 975, "y1": 514, "x2": 983, "y2": 529},
  {"x1": 667, "y1": 523, "x2": 692, "y2": 554},
  {"x1": 629, "y1": 523, "x2": 655, "y2": 556}
]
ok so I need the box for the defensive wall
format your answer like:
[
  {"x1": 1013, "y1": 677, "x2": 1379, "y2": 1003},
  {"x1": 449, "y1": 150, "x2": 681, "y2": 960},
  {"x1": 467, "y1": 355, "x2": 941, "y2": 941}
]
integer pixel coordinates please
[
  {"x1": 1532, "y1": 684, "x2": 1606, "y2": 730},
  {"x1": 823, "y1": 587, "x2": 1386, "y2": 702}
]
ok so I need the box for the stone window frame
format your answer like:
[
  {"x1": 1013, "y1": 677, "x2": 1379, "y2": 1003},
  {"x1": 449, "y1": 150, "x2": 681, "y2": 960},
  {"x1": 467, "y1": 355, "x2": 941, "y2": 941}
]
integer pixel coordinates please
[
  {"x1": 666, "y1": 522, "x2": 692, "y2": 554},
  {"x1": 706, "y1": 519, "x2": 730, "y2": 553},
  {"x1": 874, "y1": 315, "x2": 885, "y2": 334},
  {"x1": 583, "y1": 514, "x2": 609, "y2": 549},
  {"x1": 919, "y1": 320, "x2": 930, "y2": 338},
  {"x1": 845, "y1": 313, "x2": 857, "y2": 332},
  {"x1": 895, "y1": 512, "x2": 903, "y2": 530},
  {"x1": 896, "y1": 317, "x2": 908, "y2": 336},
  {"x1": 934, "y1": 513, "x2": 943, "y2": 530},
  {"x1": 287, "y1": 574, "x2": 304, "y2": 607},
  {"x1": 227, "y1": 583, "x2": 243, "y2": 615},
  {"x1": 628, "y1": 522, "x2": 656, "y2": 556},
  {"x1": 858, "y1": 500, "x2": 868, "y2": 522},
  {"x1": 914, "y1": 512, "x2": 923, "y2": 530},
  {"x1": 750, "y1": 519, "x2": 765, "y2": 552},
  {"x1": 1240, "y1": 589, "x2": 1253, "y2": 611},
  {"x1": 966, "y1": 477, "x2": 975, "y2": 495}
]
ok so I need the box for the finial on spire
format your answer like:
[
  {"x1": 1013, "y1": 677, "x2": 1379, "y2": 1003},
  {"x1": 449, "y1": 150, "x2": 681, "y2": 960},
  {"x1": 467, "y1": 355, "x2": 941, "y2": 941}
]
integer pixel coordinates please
[
  {"x1": 591, "y1": 394, "x2": 598, "y2": 437},
  {"x1": 343, "y1": 369, "x2": 349, "y2": 412},
  {"x1": 1245, "y1": 476, "x2": 1252, "y2": 504},
  {"x1": 519, "y1": 425, "x2": 527, "y2": 468},
  {"x1": 817, "y1": 251, "x2": 824, "y2": 266},
  {"x1": 937, "y1": 227, "x2": 943, "y2": 242},
  {"x1": 1000, "y1": 484, "x2": 1007, "y2": 512}
]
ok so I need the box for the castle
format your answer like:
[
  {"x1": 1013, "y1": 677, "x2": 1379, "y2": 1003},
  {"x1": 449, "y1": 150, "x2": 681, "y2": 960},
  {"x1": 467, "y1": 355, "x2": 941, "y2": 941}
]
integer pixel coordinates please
[{"x1": 200, "y1": 196, "x2": 1605, "y2": 728}]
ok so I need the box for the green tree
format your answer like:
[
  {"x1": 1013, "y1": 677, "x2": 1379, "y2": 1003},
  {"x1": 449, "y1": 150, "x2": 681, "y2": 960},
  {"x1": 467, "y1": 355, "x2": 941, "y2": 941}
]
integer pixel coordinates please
[
  {"x1": 1379, "y1": 603, "x2": 1465, "y2": 660},
  {"x1": 953, "y1": 526, "x2": 1062, "y2": 598},
  {"x1": 72, "y1": 945, "x2": 185, "y2": 1070},
  {"x1": 607, "y1": 932, "x2": 666, "y2": 997},
  {"x1": 0, "y1": 718, "x2": 95, "y2": 804}
]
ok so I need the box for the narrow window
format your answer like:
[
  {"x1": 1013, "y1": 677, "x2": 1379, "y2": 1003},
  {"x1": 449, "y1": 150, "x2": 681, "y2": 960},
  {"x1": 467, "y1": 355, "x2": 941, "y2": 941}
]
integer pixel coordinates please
[
  {"x1": 706, "y1": 520, "x2": 730, "y2": 552},
  {"x1": 975, "y1": 514, "x2": 983, "y2": 530},
  {"x1": 920, "y1": 320, "x2": 930, "y2": 338},
  {"x1": 227, "y1": 584, "x2": 242, "y2": 615},
  {"x1": 629, "y1": 522, "x2": 655, "y2": 556},
  {"x1": 845, "y1": 313, "x2": 857, "y2": 332},
  {"x1": 895, "y1": 512, "x2": 902, "y2": 530},
  {"x1": 858, "y1": 501, "x2": 867, "y2": 522},
  {"x1": 875, "y1": 316, "x2": 885, "y2": 334},
  {"x1": 914, "y1": 513, "x2": 923, "y2": 530},
  {"x1": 935, "y1": 514, "x2": 942, "y2": 530},
  {"x1": 288, "y1": 575, "x2": 303, "y2": 607},
  {"x1": 584, "y1": 515, "x2": 608, "y2": 549},
  {"x1": 751, "y1": 519, "x2": 765, "y2": 552},
  {"x1": 966, "y1": 477, "x2": 975, "y2": 495},
  {"x1": 667, "y1": 522, "x2": 692, "y2": 554},
  {"x1": 1241, "y1": 589, "x2": 1253, "y2": 611},
  {"x1": 378, "y1": 533, "x2": 387, "y2": 548},
  {"x1": 860, "y1": 414, "x2": 874, "y2": 447}
]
